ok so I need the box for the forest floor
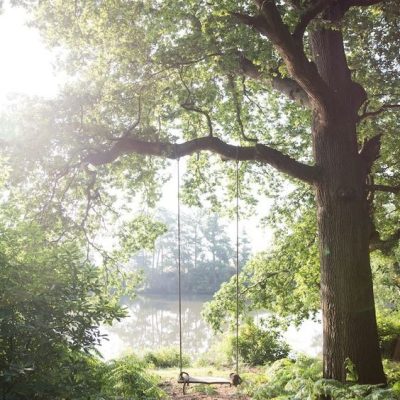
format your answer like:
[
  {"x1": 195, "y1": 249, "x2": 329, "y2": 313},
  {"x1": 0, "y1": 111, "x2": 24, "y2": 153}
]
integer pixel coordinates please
[
  {"x1": 161, "y1": 379, "x2": 249, "y2": 399},
  {"x1": 154, "y1": 368, "x2": 253, "y2": 399}
]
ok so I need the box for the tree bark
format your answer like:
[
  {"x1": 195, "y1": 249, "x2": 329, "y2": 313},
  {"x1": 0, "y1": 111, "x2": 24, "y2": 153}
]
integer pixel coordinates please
[{"x1": 310, "y1": 16, "x2": 386, "y2": 384}]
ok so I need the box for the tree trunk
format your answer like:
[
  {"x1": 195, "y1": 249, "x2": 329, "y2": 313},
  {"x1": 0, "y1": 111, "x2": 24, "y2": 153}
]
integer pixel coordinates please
[
  {"x1": 315, "y1": 120, "x2": 385, "y2": 383},
  {"x1": 311, "y1": 17, "x2": 386, "y2": 384}
]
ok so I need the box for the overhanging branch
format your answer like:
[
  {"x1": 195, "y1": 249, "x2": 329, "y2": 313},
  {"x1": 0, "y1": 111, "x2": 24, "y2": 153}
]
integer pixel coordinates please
[{"x1": 85, "y1": 136, "x2": 320, "y2": 184}]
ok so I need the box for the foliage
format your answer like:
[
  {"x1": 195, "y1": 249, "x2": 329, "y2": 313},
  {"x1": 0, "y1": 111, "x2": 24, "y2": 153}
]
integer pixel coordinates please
[
  {"x1": 203, "y1": 207, "x2": 319, "y2": 331},
  {"x1": 1, "y1": 344, "x2": 166, "y2": 400},
  {"x1": 0, "y1": 221, "x2": 130, "y2": 398},
  {"x1": 247, "y1": 356, "x2": 321, "y2": 399},
  {"x1": 0, "y1": 193, "x2": 153, "y2": 398},
  {"x1": 6, "y1": 350, "x2": 108, "y2": 400},
  {"x1": 377, "y1": 311, "x2": 400, "y2": 359},
  {"x1": 143, "y1": 347, "x2": 190, "y2": 369},
  {"x1": 196, "y1": 319, "x2": 289, "y2": 368},
  {"x1": 383, "y1": 360, "x2": 400, "y2": 385},
  {"x1": 373, "y1": 251, "x2": 400, "y2": 316},
  {"x1": 102, "y1": 355, "x2": 166, "y2": 400},
  {"x1": 228, "y1": 318, "x2": 289, "y2": 366},
  {"x1": 246, "y1": 357, "x2": 400, "y2": 400}
]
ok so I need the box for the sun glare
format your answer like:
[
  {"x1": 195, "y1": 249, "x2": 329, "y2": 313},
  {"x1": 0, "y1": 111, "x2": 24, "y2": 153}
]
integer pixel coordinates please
[{"x1": 0, "y1": 5, "x2": 60, "y2": 105}]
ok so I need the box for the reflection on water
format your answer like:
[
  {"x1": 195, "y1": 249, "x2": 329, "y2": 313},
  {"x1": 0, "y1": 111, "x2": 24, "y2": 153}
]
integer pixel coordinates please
[
  {"x1": 99, "y1": 294, "x2": 214, "y2": 360},
  {"x1": 98, "y1": 295, "x2": 322, "y2": 361}
]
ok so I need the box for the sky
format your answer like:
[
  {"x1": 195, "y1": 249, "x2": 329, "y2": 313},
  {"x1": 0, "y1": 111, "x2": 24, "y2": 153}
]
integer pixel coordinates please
[{"x1": 0, "y1": 5, "x2": 62, "y2": 105}]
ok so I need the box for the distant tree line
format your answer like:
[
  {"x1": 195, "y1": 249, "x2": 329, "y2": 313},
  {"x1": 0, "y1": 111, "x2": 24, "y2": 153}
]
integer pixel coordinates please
[{"x1": 128, "y1": 209, "x2": 251, "y2": 295}]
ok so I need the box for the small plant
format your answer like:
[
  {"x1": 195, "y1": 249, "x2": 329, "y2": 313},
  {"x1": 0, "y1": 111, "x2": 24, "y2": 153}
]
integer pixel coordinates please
[
  {"x1": 143, "y1": 347, "x2": 190, "y2": 368},
  {"x1": 194, "y1": 384, "x2": 218, "y2": 395},
  {"x1": 344, "y1": 357, "x2": 358, "y2": 381}
]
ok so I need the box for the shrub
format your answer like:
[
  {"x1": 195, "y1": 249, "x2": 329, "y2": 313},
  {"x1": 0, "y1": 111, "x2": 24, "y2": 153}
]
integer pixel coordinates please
[
  {"x1": 1, "y1": 349, "x2": 107, "y2": 400},
  {"x1": 229, "y1": 318, "x2": 290, "y2": 366},
  {"x1": 102, "y1": 355, "x2": 166, "y2": 399},
  {"x1": 384, "y1": 359, "x2": 400, "y2": 384},
  {"x1": 143, "y1": 347, "x2": 190, "y2": 368},
  {"x1": 0, "y1": 240, "x2": 126, "y2": 399},
  {"x1": 377, "y1": 311, "x2": 400, "y2": 359}
]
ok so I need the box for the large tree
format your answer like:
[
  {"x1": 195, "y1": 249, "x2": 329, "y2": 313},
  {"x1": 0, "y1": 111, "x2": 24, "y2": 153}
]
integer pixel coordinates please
[{"x1": 4, "y1": 0, "x2": 400, "y2": 385}]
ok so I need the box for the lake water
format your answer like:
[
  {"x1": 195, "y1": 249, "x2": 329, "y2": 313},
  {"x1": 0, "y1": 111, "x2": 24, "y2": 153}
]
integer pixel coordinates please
[{"x1": 98, "y1": 294, "x2": 322, "y2": 360}]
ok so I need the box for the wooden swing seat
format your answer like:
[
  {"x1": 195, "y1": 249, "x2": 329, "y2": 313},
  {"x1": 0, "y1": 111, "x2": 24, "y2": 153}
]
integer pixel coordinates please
[{"x1": 178, "y1": 371, "x2": 240, "y2": 394}]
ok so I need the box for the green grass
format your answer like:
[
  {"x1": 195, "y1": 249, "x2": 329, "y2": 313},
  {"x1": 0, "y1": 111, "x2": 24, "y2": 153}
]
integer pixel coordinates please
[{"x1": 194, "y1": 384, "x2": 218, "y2": 395}]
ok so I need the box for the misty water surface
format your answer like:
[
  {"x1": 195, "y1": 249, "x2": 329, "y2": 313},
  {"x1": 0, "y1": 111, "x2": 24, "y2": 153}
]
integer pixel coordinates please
[{"x1": 98, "y1": 294, "x2": 322, "y2": 361}]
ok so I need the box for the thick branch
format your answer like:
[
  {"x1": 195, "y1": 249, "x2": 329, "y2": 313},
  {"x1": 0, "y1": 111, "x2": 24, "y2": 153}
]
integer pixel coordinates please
[
  {"x1": 333, "y1": 0, "x2": 384, "y2": 17},
  {"x1": 293, "y1": 0, "x2": 334, "y2": 40},
  {"x1": 344, "y1": 0, "x2": 384, "y2": 7},
  {"x1": 85, "y1": 136, "x2": 320, "y2": 184},
  {"x1": 232, "y1": 2, "x2": 332, "y2": 113},
  {"x1": 358, "y1": 104, "x2": 400, "y2": 122},
  {"x1": 368, "y1": 184, "x2": 400, "y2": 194},
  {"x1": 272, "y1": 77, "x2": 310, "y2": 107},
  {"x1": 359, "y1": 133, "x2": 382, "y2": 173},
  {"x1": 370, "y1": 229, "x2": 400, "y2": 254},
  {"x1": 238, "y1": 54, "x2": 310, "y2": 107}
]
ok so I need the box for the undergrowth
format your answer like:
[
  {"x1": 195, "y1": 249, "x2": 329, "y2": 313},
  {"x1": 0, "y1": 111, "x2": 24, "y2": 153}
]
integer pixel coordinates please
[
  {"x1": 102, "y1": 355, "x2": 166, "y2": 399},
  {"x1": 143, "y1": 347, "x2": 190, "y2": 369},
  {"x1": 243, "y1": 356, "x2": 400, "y2": 400}
]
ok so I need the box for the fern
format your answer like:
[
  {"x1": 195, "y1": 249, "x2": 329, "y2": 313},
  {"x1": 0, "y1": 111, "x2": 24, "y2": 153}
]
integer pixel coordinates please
[{"x1": 250, "y1": 357, "x2": 400, "y2": 400}]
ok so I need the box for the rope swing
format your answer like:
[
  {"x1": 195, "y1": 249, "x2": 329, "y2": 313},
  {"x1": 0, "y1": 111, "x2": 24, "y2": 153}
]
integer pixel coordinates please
[{"x1": 176, "y1": 158, "x2": 242, "y2": 394}]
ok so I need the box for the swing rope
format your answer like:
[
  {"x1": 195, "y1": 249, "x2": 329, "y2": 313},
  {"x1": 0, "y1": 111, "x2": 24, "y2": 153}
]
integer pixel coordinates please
[
  {"x1": 177, "y1": 158, "x2": 183, "y2": 375},
  {"x1": 176, "y1": 158, "x2": 242, "y2": 392},
  {"x1": 235, "y1": 159, "x2": 240, "y2": 376}
]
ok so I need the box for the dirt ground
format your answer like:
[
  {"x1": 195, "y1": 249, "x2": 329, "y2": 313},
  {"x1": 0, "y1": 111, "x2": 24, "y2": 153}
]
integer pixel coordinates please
[{"x1": 161, "y1": 378, "x2": 251, "y2": 400}]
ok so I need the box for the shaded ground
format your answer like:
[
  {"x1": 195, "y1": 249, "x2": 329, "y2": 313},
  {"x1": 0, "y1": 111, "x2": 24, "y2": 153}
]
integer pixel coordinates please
[{"x1": 161, "y1": 378, "x2": 250, "y2": 399}]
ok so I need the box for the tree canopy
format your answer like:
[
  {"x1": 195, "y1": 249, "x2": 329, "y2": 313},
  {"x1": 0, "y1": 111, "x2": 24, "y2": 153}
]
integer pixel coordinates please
[{"x1": 1, "y1": 0, "x2": 399, "y2": 386}]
